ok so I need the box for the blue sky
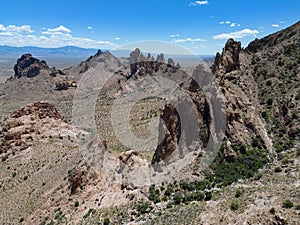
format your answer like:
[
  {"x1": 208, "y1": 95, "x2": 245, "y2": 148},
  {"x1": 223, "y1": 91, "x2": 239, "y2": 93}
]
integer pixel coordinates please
[{"x1": 0, "y1": 0, "x2": 299, "y2": 55}]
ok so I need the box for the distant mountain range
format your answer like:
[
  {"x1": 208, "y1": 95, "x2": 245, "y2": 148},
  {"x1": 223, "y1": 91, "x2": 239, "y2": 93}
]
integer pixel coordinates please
[
  {"x1": 0, "y1": 45, "x2": 214, "y2": 60},
  {"x1": 0, "y1": 45, "x2": 101, "y2": 58}
]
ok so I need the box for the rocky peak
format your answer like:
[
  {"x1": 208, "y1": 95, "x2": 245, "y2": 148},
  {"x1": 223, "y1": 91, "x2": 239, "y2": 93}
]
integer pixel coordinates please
[
  {"x1": 129, "y1": 48, "x2": 175, "y2": 76},
  {"x1": 14, "y1": 53, "x2": 49, "y2": 78},
  {"x1": 211, "y1": 38, "x2": 241, "y2": 82}
]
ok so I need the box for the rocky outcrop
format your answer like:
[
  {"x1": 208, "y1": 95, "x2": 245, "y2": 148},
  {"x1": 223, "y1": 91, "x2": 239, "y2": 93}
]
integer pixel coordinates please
[
  {"x1": 129, "y1": 48, "x2": 176, "y2": 76},
  {"x1": 0, "y1": 101, "x2": 77, "y2": 156},
  {"x1": 152, "y1": 104, "x2": 181, "y2": 164},
  {"x1": 152, "y1": 78, "x2": 211, "y2": 165},
  {"x1": 211, "y1": 38, "x2": 241, "y2": 84},
  {"x1": 14, "y1": 54, "x2": 49, "y2": 78},
  {"x1": 55, "y1": 78, "x2": 77, "y2": 90},
  {"x1": 222, "y1": 141, "x2": 237, "y2": 162}
]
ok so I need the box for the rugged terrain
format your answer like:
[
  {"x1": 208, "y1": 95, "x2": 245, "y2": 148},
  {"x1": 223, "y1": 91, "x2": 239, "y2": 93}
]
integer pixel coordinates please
[{"x1": 0, "y1": 21, "x2": 299, "y2": 225}]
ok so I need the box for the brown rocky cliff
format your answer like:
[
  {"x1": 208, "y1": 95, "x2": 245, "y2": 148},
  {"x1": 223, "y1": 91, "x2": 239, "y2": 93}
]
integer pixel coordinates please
[
  {"x1": 211, "y1": 38, "x2": 241, "y2": 85},
  {"x1": 152, "y1": 78, "x2": 211, "y2": 165}
]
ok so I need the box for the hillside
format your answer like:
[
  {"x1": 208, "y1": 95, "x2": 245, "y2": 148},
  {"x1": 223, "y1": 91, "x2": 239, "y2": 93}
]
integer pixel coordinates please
[{"x1": 0, "y1": 21, "x2": 299, "y2": 225}]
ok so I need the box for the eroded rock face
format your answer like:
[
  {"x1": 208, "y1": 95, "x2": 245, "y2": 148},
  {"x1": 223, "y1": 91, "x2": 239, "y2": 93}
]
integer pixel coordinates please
[
  {"x1": 0, "y1": 101, "x2": 77, "y2": 156},
  {"x1": 14, "y1": 54, "x2": 49, "y2": 78},
  {"x1": 211, "y1": 38, "x2": 241, "y2": 84},
  {"x1": 152, "y1": 104, "x2": 181, "y2": 164},
  {"x1": 152, "y1": 78, "x2": 211, "y2": 165}
]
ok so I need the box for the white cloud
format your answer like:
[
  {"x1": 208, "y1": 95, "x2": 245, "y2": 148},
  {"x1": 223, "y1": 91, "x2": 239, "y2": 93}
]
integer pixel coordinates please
[
  {"x1": 213, "y1": 29, "x2": 259, "y2": 40},
  {"x1": 47, "y1": 25, "x2": 71, "y2": 33},
  {"x1": 115, "y1": 37, "x2": 120, "y2": 40},
  {"x1": 169, "y1": 34, "x2": 180, "y2": 38},
  {"x1": 0, "y1": 24, "x2": 118, "y2": 49},
  {"x1": 172, "y1": 37, "x2": 206, "y2": 43},
  {"x1": 87, "y1": 26, "x2": 93, "y2": 30},
  {"x1": 272, "y1": 24, "x2": 279, "y2": 27},
  {"x1": 279, "y1": 21, "x2": 286, "y2": 24},
  {"x1": 219, "y1": 21, "x2": 240, "y2": 27},
  {"x1": 0, "y1": 24, "x2": 34, "y2": 36},
  {"x1": 189, "y1": 0, "x2": 209, "y2": 6}
]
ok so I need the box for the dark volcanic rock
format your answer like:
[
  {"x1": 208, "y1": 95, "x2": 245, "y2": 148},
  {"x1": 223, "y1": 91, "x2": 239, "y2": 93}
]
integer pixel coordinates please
[{"x1": 14, "y1": 53, "x2": 49, "y2": 78}]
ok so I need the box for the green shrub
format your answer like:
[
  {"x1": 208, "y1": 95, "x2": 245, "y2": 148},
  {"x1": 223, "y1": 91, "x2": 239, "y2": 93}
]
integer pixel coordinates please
[
  {"x1": 173, "y1": 192, "x2": 183, "y2": 205},
  {"x1": 204, "y1": 191, "x2": 212, "y2": 201},
  {"x1": 235, "y1": 189, "x2": 243, "y2": 198},
  {"x1": 164, "y1": 184, "x2": 174, "y2": 197},
  {"x1": 103, "y1": 217, "x2": 110, "y2": 225},
  {"x1": 274, "y1": 167, "x2": 282, "y2": 173},
  {"x1": 274, "y1": 142, "x2": 283, "y2": 152},
  {"x1": 1, "y1": 155, "x2": 8, "y2": 162},
  {"x1": 267, "y1": 98, "x2": 273, "y2": 106},
  {"x1": 166, "y1": 201, "x2": 173, "y2": 208},
  {"x1": 74, "y1": 201, "x2": 79, "y2": 207},
  {"x1": 230, "y1": 202, "x2": 239, "y2": 211},
  {"x1": 148, "y1": 185, "x2": 160, "y2": 203},
  {"x1": 269, "y1": 207, "x2": 275, "y2": 214},
  {"x1": 295, "y1": 205, "x2": 300, "y2": 210},
  {"x1": 209, "y1": 148, "x2": 268, "y2": 186},
  {"x1": 266, "y1": 80, "x2": 272, "y2": 86},
  {"x1": 19, "y1": 217, "x2": 24, "y2": 223},
  {"x1": 282, "y1": 199, "x2": 293, "y2": 208},
  {"x1": 136, "y1": 201, "x2": 150, "y2": 214}
]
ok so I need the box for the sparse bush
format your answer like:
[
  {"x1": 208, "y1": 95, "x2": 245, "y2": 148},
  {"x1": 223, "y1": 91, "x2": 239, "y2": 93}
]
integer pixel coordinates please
[
  {"x1": 128, "y1": 193, "x2": 135, "y2": 201},
  {"x1": 274, "y1": 142, "x2": 283, "y2": 152},
  {"x1": 274, "y1": 166, "x2": 282, "y2": 173},
  {"x1": 148, "y1": 184, "x2": 160, "y2": 203},
  {"x1": 164, "y1": 184, "x2": 174, "y2": 197},
  {"x1": 83, "y1": 208, "x2": 96, "y2": 218},
  {"x1": 1, "y1": 155, "x2": 8, "y2": 162},
  {"x1": 23, "y1": 175, "x2": 28, "y2": 181},
  {"x1": 230, "y1": 202, "x2": 239, "y2": 211},
  {"x1": 74, "y1": 201, "x2": 79, "y2": 207},
  {"x1": 103, "y1": 217, "x2": 110, "y2": 225},
  {"x1": 267, "y1": 98, "x2": 273, "y2": 106},
  {"x1": 204, "y1": 191, "x2": 212, "y2": 201},
  {"x1": 269, "y1": 207, "x2": 276, "y2": 214},
  {"x1": 266, "y1": 80, "x2": 272, "y2": 86},
  {"x1": 282, "y1": 199, "x2": 293, "y2": 208},
  {"x1": 235, "y1": 189, "x2": 243, "y2": 198},
  {"x1": 295, "y1": 205, "x2": 300, "y2": 210},
  {"x1": 136, "y1": 201, "x2": 150, "y2": 214},
  {"x1": 19, "y1": 217, "x2": 24, "y2": 223},
  {"x1": 173, "y1": 192, "x2": 183, "y2": 205},
  {"x1": 166, "y1": 201, "x2": 173, "y2": 208}
]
